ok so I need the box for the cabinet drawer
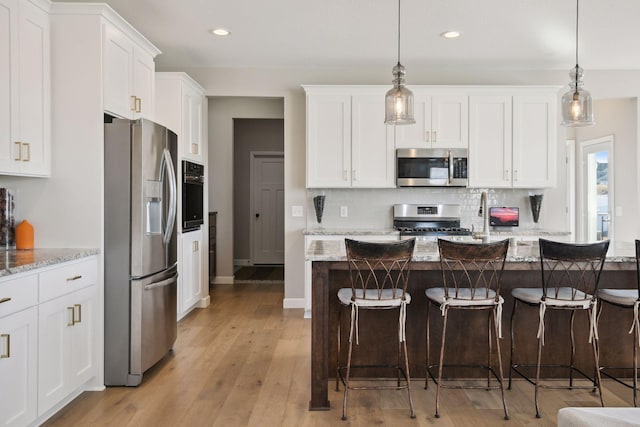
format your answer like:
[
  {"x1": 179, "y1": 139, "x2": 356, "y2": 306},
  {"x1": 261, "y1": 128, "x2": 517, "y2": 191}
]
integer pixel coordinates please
[
  {"x1": 39, "y1": 258, "x2": 98, "y2": 303},
  {"x1": 0, "y1": 274, "x2": 38, "y2": 318}
]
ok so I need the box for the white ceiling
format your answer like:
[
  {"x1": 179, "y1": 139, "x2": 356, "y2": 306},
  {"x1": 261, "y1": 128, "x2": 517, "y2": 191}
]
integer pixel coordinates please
[{"x1": 53, "y1": 0, "x2": 640, "y2": 71}]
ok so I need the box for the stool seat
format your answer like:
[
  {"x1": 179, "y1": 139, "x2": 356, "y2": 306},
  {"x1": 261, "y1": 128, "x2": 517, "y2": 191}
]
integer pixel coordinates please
[
  {"x1": 338, "y1": 288, "x2": 411, "y2": 307},
  {"x1": 598, "y1": 288, "x2": 639, "y2": 307},
  {"x1": 426, "y1": 287, "x2": 501, "y2": 307},
  {"x1": 513, "y1": 287, "x2": 592, "y2": 306}
]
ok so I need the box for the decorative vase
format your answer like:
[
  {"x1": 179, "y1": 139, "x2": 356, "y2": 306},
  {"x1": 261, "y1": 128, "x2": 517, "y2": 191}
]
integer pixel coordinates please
[
  {"x1": 313, "y1": 195, "x2": 326, "y2": 224},
  {"x1": 529, "y1": 194, "x2": 543, "y2": 224}
]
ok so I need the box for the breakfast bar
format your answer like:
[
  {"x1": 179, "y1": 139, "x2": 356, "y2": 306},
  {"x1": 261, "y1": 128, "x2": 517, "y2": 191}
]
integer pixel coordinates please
[{"x1": 307, "y1": 239, "x2": 637, "y2": 410}]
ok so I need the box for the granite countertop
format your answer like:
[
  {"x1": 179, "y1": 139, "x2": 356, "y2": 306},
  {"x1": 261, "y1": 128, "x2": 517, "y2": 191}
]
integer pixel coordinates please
[
  {"x1": 304, "y1": 228, "x2": 399, "y2": 236},
  {"x1": 0, "y1": 248, "x2": 100, "y2": 278},
  {"x1": 490, "y1": 229, "x2": 571, "y2": 237},
  {"x1": 306, "y1": 239, "x2": 635, "y2": 263}
]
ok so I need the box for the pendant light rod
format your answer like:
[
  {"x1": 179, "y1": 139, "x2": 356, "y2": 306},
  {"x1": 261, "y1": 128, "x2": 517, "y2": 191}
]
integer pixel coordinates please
[
  {"x1": 397, "y1": 0, "x2": 401, "y2": 64},
  {"x1": 575, "y1": 0, "x2": 579, "y2": 67}
]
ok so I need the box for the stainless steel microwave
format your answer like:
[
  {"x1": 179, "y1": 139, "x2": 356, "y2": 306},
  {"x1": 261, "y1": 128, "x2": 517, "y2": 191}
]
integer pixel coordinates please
[{"x1": 396, "y1": 148, "x2": 468, "y2": 187}]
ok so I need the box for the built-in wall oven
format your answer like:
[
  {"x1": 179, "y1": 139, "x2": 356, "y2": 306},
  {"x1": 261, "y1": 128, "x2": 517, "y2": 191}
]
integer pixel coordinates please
[
  {"x1": 182, "y1": 160, "x2": 204, "y2": 232},
  {"x1": 396, "y1": 148, "x2": 468, "y2": 187}
]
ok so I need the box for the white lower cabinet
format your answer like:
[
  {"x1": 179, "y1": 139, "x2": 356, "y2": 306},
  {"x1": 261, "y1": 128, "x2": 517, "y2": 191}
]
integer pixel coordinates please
[
  {"x1": 0, "y1": 306, "x2": 38, "y2": 427},
  {"x1": 179, "y1": 229, "x2": 203, "y2": 318},
  {"x1": 0, "y1": 256, "x2": 98, "y2": 424},
  {"x1": 38, "y1": 285, "x2": 96, "y2": 416}
]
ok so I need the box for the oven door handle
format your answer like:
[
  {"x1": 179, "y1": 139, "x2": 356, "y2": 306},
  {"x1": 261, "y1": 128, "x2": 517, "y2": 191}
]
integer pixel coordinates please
[
  {"x1": 448, "y1": 150, "x2": 454, "y2": 185},
  {"x1": 162, "y1": 148, "x2": 177, "y2": 244}
]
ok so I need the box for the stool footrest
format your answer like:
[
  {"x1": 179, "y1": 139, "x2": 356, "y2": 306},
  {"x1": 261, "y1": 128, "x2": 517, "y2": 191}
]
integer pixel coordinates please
[
  {"x1": 426, "y1": 363, "x2": 505, "y2": 389},
  {"x1": 600, "y1": 366, "x2": 640, "y2": 391},
  {"x1": 511, "y1": 363, "x2": 596, "y2": 389}
]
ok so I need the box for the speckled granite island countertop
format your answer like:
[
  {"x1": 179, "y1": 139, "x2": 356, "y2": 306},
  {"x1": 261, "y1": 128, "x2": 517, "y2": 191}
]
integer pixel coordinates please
[
  {"x1": 306, "y1": 239, "x2": 635, "y2": 264},
  {"x1": 0, "y1": 249, "x2": 99, "y2": 277},
  {"x1": 303, "y1": 228, "x2": 399, "y2": 236}
]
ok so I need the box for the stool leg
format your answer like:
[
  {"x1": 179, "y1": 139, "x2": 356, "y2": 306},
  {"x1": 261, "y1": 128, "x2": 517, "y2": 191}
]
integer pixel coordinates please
[
  {"x1": 569, "y1": 310, "x2": 576, "y2": 389},
  {"x1": 402, "y1": 335, "x2": 416, "y2": 418},
  {"x1": 634, "y1": 324, "x2": 638, "y2": 407},
  {"x1": 397, "y1": 321, "x2": 402, "y2": 387},
  {"x1": 342, "y1": 306, "x2": 355, "y2": 421},
  {"x1": 535, "y1": 325, "x2": 543, "y2": 418},
  {"x1": 508, "y1": 299, "x2": 518, "y2": 390},
  {"x1": 425, "y1": 300, "x2": 432, "y2": 390},
  {"x1": 589, "y1": 306, "x2": 604, "y2": 408},
  {"x1": 487, "y1": 310, "x2": 492, "y2": 390},
  {"x1": 435, "y1": 307, "x2": 449, "y2": 419},
  {"x1": 493, "y1": 307, "x2": 510, "y2": 420},
  {"x1": 336, "y1": 304, "x2": 342, "y2": 392}
]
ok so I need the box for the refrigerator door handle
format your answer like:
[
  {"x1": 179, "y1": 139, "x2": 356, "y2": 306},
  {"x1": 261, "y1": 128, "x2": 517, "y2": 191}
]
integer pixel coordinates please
[
  {"x1": 143, "y1": 272, "x2": 178, "y2": 291},
  {"x1": 163, "y1": 148, "x2": 177, "y2": 244}
]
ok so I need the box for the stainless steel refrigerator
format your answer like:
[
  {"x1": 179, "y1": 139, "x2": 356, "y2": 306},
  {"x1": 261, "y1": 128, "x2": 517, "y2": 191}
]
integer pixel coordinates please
[{"x1": 104, "y1": 118, "x2": 178, "y2": 386}]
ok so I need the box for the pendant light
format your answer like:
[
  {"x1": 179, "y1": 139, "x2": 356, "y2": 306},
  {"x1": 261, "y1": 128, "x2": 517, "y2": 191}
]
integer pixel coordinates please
[
  {"x1": 385, "y1": 0, "x2": 415, "y2": 125},
  {"x1": 561, "y1": 0, "x2": 594, "y2": 127}
]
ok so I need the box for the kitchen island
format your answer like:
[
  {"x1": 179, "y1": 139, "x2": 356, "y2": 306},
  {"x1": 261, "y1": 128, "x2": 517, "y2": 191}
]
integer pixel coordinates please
[{"x1": 307, "y1": 239, "x2": 637, "y2": 410}]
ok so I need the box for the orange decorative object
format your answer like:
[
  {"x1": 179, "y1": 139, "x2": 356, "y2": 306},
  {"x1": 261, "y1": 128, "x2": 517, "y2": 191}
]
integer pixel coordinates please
[{"x1": 15, "y1": 220, "x2": 34, "y2": 250}]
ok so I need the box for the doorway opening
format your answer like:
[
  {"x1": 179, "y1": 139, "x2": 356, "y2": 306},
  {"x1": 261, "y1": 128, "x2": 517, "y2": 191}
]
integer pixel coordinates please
[
  {"x1": 233, "y1": 118, "x2": 284, "y2": 270},
  {"x1": 579, "y1": 135, "x2": 614, "y2": 242}
]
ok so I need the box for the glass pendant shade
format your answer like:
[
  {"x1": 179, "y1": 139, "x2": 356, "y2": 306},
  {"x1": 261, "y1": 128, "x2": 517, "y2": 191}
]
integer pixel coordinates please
[
  {"x1": 561, "y1": 66, "x2": 594, "y2": 126},
  {"x1": 385, "y1": 63, "x2": 415, "y2": 125}
]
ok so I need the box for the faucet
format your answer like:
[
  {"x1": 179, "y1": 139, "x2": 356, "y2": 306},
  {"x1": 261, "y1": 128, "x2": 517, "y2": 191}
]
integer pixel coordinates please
[{"x1": 475, "y1": 191, "x2": 490, "y2": 243}]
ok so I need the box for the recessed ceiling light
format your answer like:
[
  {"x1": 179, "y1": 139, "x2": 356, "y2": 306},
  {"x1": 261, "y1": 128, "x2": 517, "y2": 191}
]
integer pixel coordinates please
[
  {"x1": 440, "y1": 31, "x2": 461, "y2": 39},
  {"x1": 210, "y1": 28, "x2": 230, "y2": 36}
]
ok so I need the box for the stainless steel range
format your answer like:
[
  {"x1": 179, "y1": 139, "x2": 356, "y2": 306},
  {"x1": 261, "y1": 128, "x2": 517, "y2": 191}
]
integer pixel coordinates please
[{"x1": 393, "y1": 204, "x2": 473, "y2": 241}]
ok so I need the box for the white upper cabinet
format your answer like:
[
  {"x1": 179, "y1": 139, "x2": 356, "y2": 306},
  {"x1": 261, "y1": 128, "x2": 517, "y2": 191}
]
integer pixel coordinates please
[
  {"x1": 305, "y1": 87, "x2": 394, "y2": 188},
  {"x1": 103, "y1": 21, "x2": 157, "y2": 120},
  {"x1": 395, "y1": 93, "x2": 468, "y2": 149},
  {"x1": 155, "y1": 72, "x2": 205, "y2": 162},
  {"x1": 468, "y1": 89, "x2": 558, "y2": 188},
  {"x1": 0, "y1": 0, "x2": 50, "y2": 177}
]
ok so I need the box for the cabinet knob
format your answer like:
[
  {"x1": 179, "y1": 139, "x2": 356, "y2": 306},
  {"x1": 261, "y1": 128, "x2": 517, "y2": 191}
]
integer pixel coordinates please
[{"x1": 255, "y1": 213, "x2": 260, "y2": 218}]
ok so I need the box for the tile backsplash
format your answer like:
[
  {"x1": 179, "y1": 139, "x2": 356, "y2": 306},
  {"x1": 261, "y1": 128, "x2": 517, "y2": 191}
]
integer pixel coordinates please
[{"x1": 306, "y1": 187, "x2": 552, "y2": 231}]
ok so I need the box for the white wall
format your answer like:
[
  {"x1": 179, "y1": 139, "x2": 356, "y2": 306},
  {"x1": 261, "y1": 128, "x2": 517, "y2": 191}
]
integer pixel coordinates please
[
  {"x1": 157, "y1": 66, "x2": 640, "y2": 304},
  {"x1": 207, "y1": 98, "x2": 284, "y2": 283}
]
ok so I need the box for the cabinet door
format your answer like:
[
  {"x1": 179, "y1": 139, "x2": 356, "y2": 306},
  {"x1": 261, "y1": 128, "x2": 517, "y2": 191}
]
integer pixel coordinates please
[
  {"x1": 69, "y1": 286, "x2": 96, "y2": 390},
  {"x1": 0, "y1": 0, "x2": 19, "y2": 174},
  {"x1": 351, "y1": 95, "x2": 395, "y2": 187},
  {"x1": 179, "y1": 230, "x2": 202, "y2": 314},
  {"x1": 16, "y1": 0, "x2": 49, "y2": 176},
  {"x1": 431, "y1": 94, "x2": 468, "y2": 149},
  {"x1": 38, "y1": 293, "x2": 73, "y2": 415},
  {"x1": 132, "y1": 48, "x2": 154, "y2": 120},
  {"x1": 306, "y1": 94, "x2": 351, "y2": 187},
  {"x1": 468, "y1": 95, "x2": 512, "y2": 188},
  {"x1": 0, "y1": 306, "x2": 38, "y2": 427},
  {"x1": 182, "y1": 85, "x2": 203, "y2": 162},
  {"x1": 103, "y1": 23, "x2": 133, "y2": 118},
  {"x1": 512, "y1": 94, "x2": 556, "y2": 188},
  {"x1": 394, "y1": 94, "x2": 431, "y2": 149}
]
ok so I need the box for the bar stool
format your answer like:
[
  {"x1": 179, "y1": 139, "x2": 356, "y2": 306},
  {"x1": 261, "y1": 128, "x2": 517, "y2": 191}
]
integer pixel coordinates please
[
  {"x1": 336, "y1": 238, "x2": 416, "y2": 421},
  {"x1": 597, "y1": 239, "x2": 640, "y2": 406},
  {"x1": 509, "y1": 238, "x2": 609, "y2": 418},
  {"x1": 425, "y1": 238, "x2": 510, "y2": 420}
]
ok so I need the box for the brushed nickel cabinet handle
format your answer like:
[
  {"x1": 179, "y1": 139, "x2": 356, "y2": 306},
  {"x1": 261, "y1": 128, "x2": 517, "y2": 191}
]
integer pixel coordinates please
[
  {"x1": 513, "y1": 170, "x2": 518, "y2": 181},
  {"x1": 191, "y1": 143, "x2": 198, "y2": 155},
  {"x1": 14, "y1": 142, "x2": 22, "y2": 161},
  {"x1": 74, "y1": 304, "x2": 82, "y2": 324},
  {"x1": 425, "y1": 131, "x2": 430, "y2": 142},
  {"x1": 0, "y1": 334, "x2": 9, "y2": 358},
  {"x1": 23, "y1": 142, "x2": 30, "y2": 162},
  {"x1": 0, "y1": 297, "x2": 11, "y2": 304},
  {"x1": 67, "y1": 307, "x2": 75, "y2": 326},
  {"x1": 135, "y1": 97, "x2": 142, "y2": 113},
  {"x1": 352, "y1": 169, "x2": 357, "y2": 181},
  {"x1": 131, "y1": 95, "x2": 137, "y2": 111},
  {"x1": 433, "y1": 131, "x2": 437, "y2": 142},
  {"x1": 66, "y1": 275, "x2": 82, "y2": 281},
  {"x1": 342, "y1": 170, "x2": 348, "y2": 181}
]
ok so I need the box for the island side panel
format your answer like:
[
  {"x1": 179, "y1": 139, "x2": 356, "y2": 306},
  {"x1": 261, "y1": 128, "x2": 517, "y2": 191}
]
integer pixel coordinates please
[{"x1": 309, "y1": 261, "x2": 331, "y2": 410}]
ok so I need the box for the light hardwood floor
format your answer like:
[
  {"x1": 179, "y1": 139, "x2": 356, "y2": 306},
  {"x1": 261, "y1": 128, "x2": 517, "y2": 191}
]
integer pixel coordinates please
[{"x1": 44, "y1": 282, "x2": 635, "y2": 426}]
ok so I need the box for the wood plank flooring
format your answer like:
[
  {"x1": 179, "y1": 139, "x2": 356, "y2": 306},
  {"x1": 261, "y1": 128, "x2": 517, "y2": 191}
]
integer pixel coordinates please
[{"x1": 44, "y1": 282, "x2": 636, "y2": 426}]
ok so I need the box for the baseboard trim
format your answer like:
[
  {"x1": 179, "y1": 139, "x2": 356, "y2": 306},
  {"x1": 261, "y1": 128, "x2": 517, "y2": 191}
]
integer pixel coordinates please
[
  {"x1": 234, "y1": 259, "x2": 251, "y2": 266},
  {"x1": 213, "y1": 276, "x2": 234, "y2": 284},
  {"x1": 283, "y1": 298, "x2": 305, "y2": 309},
  {"x1": 198, "y1": 295, "x2": 210, "y2": 308}
]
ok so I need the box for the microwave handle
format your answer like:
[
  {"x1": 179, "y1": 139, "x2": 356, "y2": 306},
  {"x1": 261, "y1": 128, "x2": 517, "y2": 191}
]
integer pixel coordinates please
[{"x1": 448, "y1": 150, "x2": 454, "y2": 184}]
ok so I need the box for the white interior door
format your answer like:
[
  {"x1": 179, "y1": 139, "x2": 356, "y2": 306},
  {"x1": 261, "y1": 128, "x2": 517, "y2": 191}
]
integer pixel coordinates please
[
  {"x1": 579, "y1": 136, "x2": 614, "y2": 242},
  {"x1": 251, "y1": 153, "x2": 284, "y2": 264}
]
